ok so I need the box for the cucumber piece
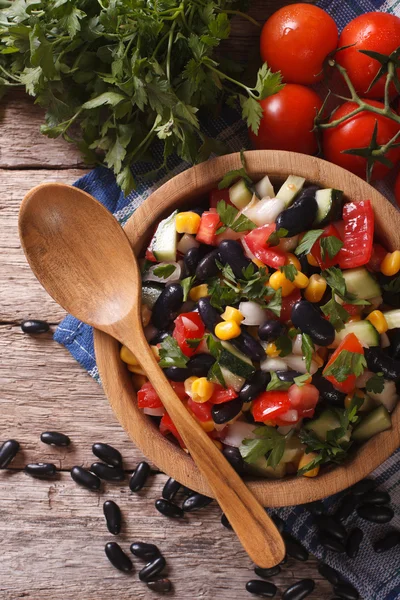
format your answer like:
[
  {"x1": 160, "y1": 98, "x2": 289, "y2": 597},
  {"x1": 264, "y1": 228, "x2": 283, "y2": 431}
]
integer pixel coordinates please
[
  {"x1": 219, "y1": 341, "x2": 255, "y2": 380},
  {"x1": 229, "y1": 179, "x2": 253, "y2": 209},
  {"x1": 351, "y1": 405, "x2": 392, "y2": 442},
  {"x1": 281, "y1": 435, "x2": 305, "y2": 464},
  {"x1": 220, "y1": 366, "x2": 245, "y2": 392},
  {"x1": 357, "y1": 393, "x2": 378, "y2": 413},
  {"x1": 342, "y1": 268, "x2": 381, "y2": 300},
  {"x1": 313, "y1": 188, "x2": 344, "y2": 226},
  {"x1": 368, "y1": 379, "x2": 398, "y2": 413},
  {"x1": 332, "y1": 320, "x2": 380, "y2": 348},
  {"x1": 383, "y1": 309, "x2": 400, "y2": 330},
  {"x1": 141, "y1": 282, "x2": 164, "y2": 308},
  {"x1": 151, "y1": 210, "x2": 178, "y2": 262},
  {"x1": 304, "y1": 409, "x2": 351, "y2": 443},
  {"x1": 254, "y1": 175, "x2": 275, "y2": 199},
  {"x1": 276, "y1": 175, "x2": 305, "y2": 207},
  {"x1": 247, "y1": 456, "x2": 287, "y2": 478}
]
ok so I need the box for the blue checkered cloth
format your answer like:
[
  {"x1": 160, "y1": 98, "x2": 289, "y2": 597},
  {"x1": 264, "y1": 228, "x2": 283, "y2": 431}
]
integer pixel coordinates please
[{"x1": 54, "y1": 2, "x2": 400, "y2": 598}]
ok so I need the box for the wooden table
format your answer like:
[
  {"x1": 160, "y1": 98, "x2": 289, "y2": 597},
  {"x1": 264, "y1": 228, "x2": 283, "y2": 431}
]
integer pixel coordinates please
[{"x1": 0, "y1": 1, "x2": 337, "y2": 598}]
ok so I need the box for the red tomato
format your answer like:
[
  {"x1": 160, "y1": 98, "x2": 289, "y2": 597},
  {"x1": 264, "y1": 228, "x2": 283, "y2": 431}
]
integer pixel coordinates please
[
  {"x1": 338, "y1": 200, "x2": 374, "y2": 269},
  {"x1": 323, "y1": 101, "x2": 400, "y2": 181},
  {"x1": 137, "y1": 381, "x2": 163, "y2": 409},
  {"x1": 160, "y1": 413, "x2": 185, "y2": 448},
  {"x1": 341, "y1": 303, "x2": 362, "y2": 317},
  {"x1": 367, "y1": 243, "x2": 388, "y2": 272},
  {"x1": 279, "y1": 288, "x2": 302, "y2": 323},
  {"x1": 209, "y1": 385, "x2": 237, "y2": 405},
  {"x1": 288, "y1": 383, "x2": 319, "y2": 418},
  {"x1": 252, "y1": 391, "x2": 291, "y2": 423},
  {"x1": 187, "y1": 398, "x2": 213, "y2": 422},
  {"x1": 173, "y1": 312, "x2": 205, "y2": 357},
  {"x1": 243, "y1": 224, "x2": 287, "y2": 268},
  {"x1": 260, "y1": 4, "x2": 338, "y2": 85},
  {"x1": 249, "y1": 85, "x2": 322, "y2": 155},
  {"x1": 145, "y1": 248, "x2": 157, "y2": 262},
  {"x1": 323, "y1": 333, "x2": 364, "y2": 393},
  {"x1": 336, "y1": 12, "x2": 400, "y2": 99},
  {"x1": 209, "y1": 188, "x2": 232, "y2": 209},
  {"x1": 196, "y1": 212, "x2": 221, "y2": 246},
  {"x1": 395, "y1": 171, "x2": 400, "y2": 208},
  {"x1": 311, "y1": 223, "x2": 342, "y2": 269}
]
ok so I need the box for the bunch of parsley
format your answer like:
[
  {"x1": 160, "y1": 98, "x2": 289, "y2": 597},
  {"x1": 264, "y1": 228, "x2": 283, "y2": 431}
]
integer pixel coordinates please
[{"x1": 0, "y1": 0, "x2": 283, "y2": 194}]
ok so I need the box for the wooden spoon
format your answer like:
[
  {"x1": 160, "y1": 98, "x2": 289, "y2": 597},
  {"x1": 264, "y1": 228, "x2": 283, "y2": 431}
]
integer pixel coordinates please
[{"x1": 19, "y1": 182, "x2": 285, "y2": 567}]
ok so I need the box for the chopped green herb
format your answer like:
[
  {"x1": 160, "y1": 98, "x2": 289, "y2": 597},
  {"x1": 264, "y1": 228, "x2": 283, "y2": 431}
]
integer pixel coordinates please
[
  {"x1": 288, "y1": 327, "x2": 301, "y2": 340},
  {"x1": 320, "y1": 293, "x2": 350, "y2": 332},
  {"x1": 153, "y1": 263, "x2": 177, "y2": 279},
  {"x1": 240, "y1": 425, "x2": 286, "y2": 469},
  {"x1": 301, "y1": 334, "x2": 315, "y2": 373},
  {"x1": 294, "y1": 230, "x2": 324, "y2": 256},
  {"x1": 239, "y1": 266, "x2": 270, "y2": 301},
  {"x1": 322, "y1": 267, "x2": 369, "y2": 305},
  {"x1": 266, "y1": 288, "x2": 282, "y2": 317},
  {"x1": 218, "y1": 149, "x2": 253, "y2": 189},
  {"x1": 216, "y1": 200, "x2": 256, "y2": 234},
  {"x1": 280, "y1": 264, "x2": 298, "y2": 282},
  {"x1": 209, "y1": 278, "x2": 239, "y2": 311},
  {"x1": 323, "y1": 350, "x2": 367, "y2": 382},
  {"x1": 320, "y1": 236, "x2": 344, "y2": 261},
  {"x1": 181, "y1": 276, "x2": 195, "y2": 302},
  {"x1": 208, "y1": 362, "x2": 226, "y2": 387},
  {"x1": 205, "y1": 334, "x2": 223, "y2": 359},
  {"x1": 267, "y1": 228, "x2": 288, "y2": 247},
  {"x1": 267, "y1": 372, "x2": 291, "y2": 391},
  {"x1": 382, "y1": 275, "x2": 400, "y2": 294},
  {"x1": 293, "y1": 373, "x2": 311, "y2": 387},
  {"x1": 365, "y1": 372, "x2": 385, "y2": 394},
  {"x1": 275, "y1": 335, "x2": 293, "y2": 358},
  {"x1": 186, "y1": 337, "x2": 202, "y2": 349},
  {"x1": 158, "y1": 336, "x2": 189, "y2": 369}
]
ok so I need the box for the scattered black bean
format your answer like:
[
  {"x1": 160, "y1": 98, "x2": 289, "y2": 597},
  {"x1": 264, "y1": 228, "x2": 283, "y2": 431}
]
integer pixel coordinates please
[
  {"x1": 254, "y1": 565, "x2": 281, "y2": 579},
  {"x1": 92, "y1": 442, "x2": 122, "y2": 468},
  {"x1": 222, "y1": 445, "x2": 247, "y2": 475},
  {"x1": 211, "y1": 396, "x2": 244, "y2": 424},
  {"x1": 231, "y1": 330, "x2": 265, "y2": 361},
  {"x1": 149, "y1": 330, "x2": 170, "y2": 345},
  {"x1": 282, "y1": 579, "x2": 315, "y2": 600},
  {"x1": 291, "y1": 300, "x2": 335, "y2": 346},
  {"x1": 361, "y1": 490, "x2": 390, "y2": 506},
  {"x1": 282, "y1": 533, "x2": 309, "y2": 561},
  {"x1": 129, "y1": 461, "x2": 151, "y2": 492},
  {"x1": 21, "y1": 319, "x2": 50, "y2": 334},
  {"x1": 346, "y1": 528, "x2": 363, "y2": 559},
  {"x1": 275, "y1": 191, "x2": 318, "y2": 237},
  {"x1": 162, "y1": 478, "x2": 181, "y2": 501},
  {"x1": 195, "y1": 248, "x2": 221, "y2": 281},
  {"x1": 90, "y1": 462, "x2": 125, "y2": 482},
  {"x1": 40, "y1": 431, "x2": 71, "y2": 447},
  {"x1": 312, "y1": 375, "x2": 346, "y2": 407},
  {"x1": 70, "y1": 466, "x2": 101, "y2": 491},
  {"x1": 276, "y1": 370, "x2": 303, "y2": 383},
  {"x1": 0, "y1": 439, "x2": 20, "y2": 468},
  {"x1": 387, "y1": 327, "x2": 400, "y2": 360},
  {"x1": 305, "y1": 500, "x2": 325, "y2": 516},
  {"x1": 183, "y1": 246, "x2": 203, "y2": 276},
  {"x1": 218, "y1": 240, "x2": 252, "y2": 279},
  {"x1": 245, "y1": 579, "x2": 277, "y2": 597},
  {"x1": 197, "y1": 297, "x2": 222, "y2": 331},
  {"x1": 271, "y1": 513, "x2": 285, "y2": 534},
  {"x1": 151, "y1": 283, "x2": 183, "y2": 329},
  {"x1": 365, "y1": 347, "x2": 400, "y2": 381},
  {"x1": 130, "y1": 542, "x2": 161, "y2": 561},
  {"x1": 373, "y1": 530, "x2": 400, "y2": 553},
  {"x1": 146, "y1": 578, "x2": 172, "y2": 593},
  {"x1": 258, "y1": 320, "x2": 286, "y2": 342},
  {"x1": 315, "y1": 515, "x2": 347, "y2": 542},
  {"x1": 357, "y1": 504, "x2": 394, "y2": 524},
  {"x1": 333, "y1": 583, "x2": 359, "y2": 600},
  {"x1": 24, "y1": 463, "x2": 56, "y2": 478},
  {"x1": 239, "y1": 371, "x2": 271, "y2": 404},
  {"x1": 155, "y1": 499, "x2": 184, "y2": 518},
  {"x1": 221, "y1": 513, "x2": 232, "y2": 530},
  {"x1": 317, "y1": 562, "x2": 342, "y2": 586},
  {"x1": 139, "y1": 556, "x2": 167, "y2": 582},
  {"x1": 182, "y1": 492, "x2": 213, "y2": 512},
  {"x1": 104, "y1": 542, "x2": 133, "y2": 572},
  {"x1": 319, "y1": 532, "x2": 346, "y2": 553},
  {"x1": 103, "y1": 500, "x2": 122, "y2": 535},
  {"x1": 351, "y1": 479, "x2": 375, "y2": 496},
  {"x1": 163, "y1": 366, "x2": 189, "y2": 381},
  {"x1": 187, "y1": 354, "x2": 215, "y2": 377},
  {"x1": 335, "y1": 494, "x2": 358, "y2": 521}
]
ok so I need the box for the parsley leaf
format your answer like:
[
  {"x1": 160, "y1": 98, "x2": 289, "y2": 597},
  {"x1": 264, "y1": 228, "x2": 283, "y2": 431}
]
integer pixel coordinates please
[
  {"x1": 320, "y1": 293, "x2": 350, "y2": 332},
  {"x1": 240, "y1": 425, "x2": 286, "y2": 468},
  {"x1": 186, "y1": 337, "x2": 202, "y2": 349},
  {"x1": 295, "y1": 230, "x2": 324, "y2": 256},
  {"x1": 158, "y1": 336, "x2": 189, "y2": 369},
  {"x1": 181, "y1": 276, "x2": 195, "y2": 302},
  {"x1": 301, "y1": 334, "x2": 315, "y2": 373},
  {"x1": 266, "y1": 288, "x2": 282, "y2": 318},
  {"x1": 216, "y1": 200, "x2": 256, "y2": 234},
  {"x1": 218, "y1": 149, "x2": 253, "y2": 189},
  {"x1": 382, "y1": 275, "x2": 400, "y2": 294},
  {"x1": 275, "y1": 335, "x2": 293, "y2": 358},
  {"x1": 365, "y1": 372, "x2": 385, "y2": 394},
  {"x1": 153, "y1": 264, "x2": 176, "y2": 279},
  {"x1": 267, "y1": 228, "x2": 288, "y2": 247},
  {"x1": 280, "y1": 264, "x2": 298, "y2": 282},
  {"x1": 293, "y1": 373, "x2": 311, "y2": 387},
  {"x1": 267, "y1": 372, "x2": 291, "y2": 391},
  {"x1": 322, "y1": 267, "x2": 370, "y2": 306},
  {"x1": 205, "y1": 334, "x2": 223, "y2": 359},
  {"x1": 320, "y1": 236, "x2": 343, "y2": 261},
  {"x1": 323, "y1": 350, "x2": 367, "y2": 382},
  {"x1": 208, "y1": 277, "x2": 239, "y2": 311},
  {"x1": 239, "y1": 265, "x2": 270, "y2": 300},
  {"x1": 208, "y1": 362, "x2": 226, "y2": 387}
]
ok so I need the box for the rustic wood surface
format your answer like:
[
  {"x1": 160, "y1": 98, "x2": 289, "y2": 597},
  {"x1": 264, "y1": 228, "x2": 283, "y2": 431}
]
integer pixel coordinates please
[{"x1": 0, "y1": 0, "x2": 351, "y2": 598}]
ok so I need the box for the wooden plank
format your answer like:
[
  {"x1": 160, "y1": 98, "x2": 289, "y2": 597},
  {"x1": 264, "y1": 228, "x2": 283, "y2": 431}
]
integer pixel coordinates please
[{"x1": 0, "y1": 472, "x2": 331, "y2": 600}]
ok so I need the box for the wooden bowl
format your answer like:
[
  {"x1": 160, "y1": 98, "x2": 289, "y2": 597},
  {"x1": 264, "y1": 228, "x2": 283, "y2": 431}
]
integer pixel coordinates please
[{"x1": 94, "y1": 150, "x2": 400, "y2": 506}]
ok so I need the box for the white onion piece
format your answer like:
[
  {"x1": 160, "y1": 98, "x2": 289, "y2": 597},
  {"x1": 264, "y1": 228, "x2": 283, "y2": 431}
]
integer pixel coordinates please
[
  {"x1": 283, "y1": 355, "x2": 318, "y2": 374},
  {"x1": 144, "y1": 324, "x2": 158, "y2": 342},
  {"x1": 143, "y1": 262, "x2": 181, "y2": 284},
  {"x1": 279, "y1": 409, "x2": 299, "y2": 423},
  {"x1": 355, "y1": 369, "x2": 375, "y2": 388},
  {"x1": 244, "y1": 197, "x2": 286, "y2": 226},
  {"x1": 255, "y1": 175, "x2": 275, "y2": 199},
  {"x1": 241, "y1": 195, "x2": 259, "y2": 215},
  {"x1": 239, "y1": 301, "x2": 267, "y2": 326},
  {"x1": 177, "y1": 233, "x2": 199, "y2": 254},
  {"x1": 143, "y1": 407, "x2": 165, "y2": 417},
  {"x1": 381, "y1": 332, "x2": 391, "y2": 348},
  {"x1": 278, "y1": 235, "x2": 299, "y2": 253},
  {"x1": 261, "y1": 357, "x2": 288, "y2": 372},
  {"x1": 222, "y1": 421, "x2": 257, "y2": 448},
  {"x1": 368, "y1": 379, "x2": 398, "y2": 412},
  {"x1": 292, "y1": 334, "x2": 303, "y2": 355}
]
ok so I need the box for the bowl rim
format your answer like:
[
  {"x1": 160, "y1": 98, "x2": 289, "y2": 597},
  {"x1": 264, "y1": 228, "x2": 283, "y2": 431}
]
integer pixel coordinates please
[{"x1": 94, "y1": 150, "x2": 400, "y2": 506}]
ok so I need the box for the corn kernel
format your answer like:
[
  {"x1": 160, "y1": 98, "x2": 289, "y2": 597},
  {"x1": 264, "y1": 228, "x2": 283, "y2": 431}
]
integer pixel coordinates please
[
  {"x1": 189, "y1": 284, "x2": 208, "y2": 301},
  {"x1": 151, "y1": 345, "x2": 160, "y2": 361},
  {"x1": 347, "y1": 315, "x2": 362, "y2": 323},
  {"x1": 380, "y1": 250, "x2": 400, "y2": 276},
  {"x1": 215, "y1": 320, "x2": 241, "y2": 340},
  {"x1": 127, "y1": 364, "x2": 146, "y2": 375},
  {"x1": 293, "y1": 271, "x2": 309, "y2": 289},
  {"x1": 176, "y1": 211, "x2": 202, "y2": 234},
  {"x1": 191, "y1": 377, "x2": 215, "y2": 403},
  {"x1": 286, "y1": 253, "x2": 301, "y2": 271},
  {"x1": 367, "y1": 310, "x2": 388, "y2": 334},
  {"x1": 266, "y1": 342, "x2": 280, "y2": 357},
  {"x1": 269, "y1": 270, "x2": 296, "y2": 297},
  {"x1": 298, "y1": 452, "x2": 320, "y2": 477},
  {"x1": 221, "y1": 306, "x2": 244, "y2": 324},
  {"x1": 304, "y1": 274, "x2": 327, "y2": 303},
  {"x1": 307, "y1": 253, "x2": 319, "y2": 267},
  {"x1": 198, "y1": 420, "x2": 215, "y2": 432},
  {"x1": 212, "y1": 440, "x2": 223, "y2": 450},
  {"x1": 184, "y1": 376, "x2": 198, "y2": 397},
  {"x1": 132, "y1": 374, "x2": 148, "y2": 391},
  {"x1": 141, "y1": 304, "x2": 152, "y2": 327},
  {"x1": 120, "y1": 345, "x2": 139, "y2": 366}
]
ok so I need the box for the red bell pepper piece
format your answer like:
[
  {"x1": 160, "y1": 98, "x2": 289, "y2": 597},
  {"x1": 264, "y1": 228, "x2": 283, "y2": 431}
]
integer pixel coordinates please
[
  {"x1": 311, "y1": 223, "x2": 342, "y2": 269},
  {"x1": 323, "y1": 333, "x2": 364, "y2": 393},
  {"x1": 243, "y1": 224, "x2": 287, "y2": 268},
  {"x1": 338, "y1": 200, "x2": 374, "y2": 269},
  {"x1": 196, "y1": 212, "x2": 221, "y2": 246}
]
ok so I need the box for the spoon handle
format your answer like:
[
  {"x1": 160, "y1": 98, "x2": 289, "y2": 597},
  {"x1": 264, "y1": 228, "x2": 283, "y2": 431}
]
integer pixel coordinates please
[{"x1": 121, "y1": 327, "x2": 285, "y2": 568}]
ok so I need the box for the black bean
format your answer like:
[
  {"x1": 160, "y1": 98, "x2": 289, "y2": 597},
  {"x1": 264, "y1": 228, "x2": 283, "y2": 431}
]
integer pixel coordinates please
[
  {"x1": 258, "y1": 319, "x2": 286, "y2": 342},
  {"x1": 162, "y1": 477, "x2": 181, "y2": 501},
  {"x1": 103, "y1": 500, "x2": 122, "y2": 535},
  {"x1": 163, "y1": 366, "x2": 189, "y2": 381},
  {"x1": 188, "y1": 354, "x2": 215, "y2": 377},
  {"x1": 70, "y1": 466, "x2": 101, "y2": 491},
  {"x1": 231, "y1": 330, "x2": 265, "y2": 361},
  {"x1": 333, "y1": 583, "x2": 359, "y2": 600},
  {"x1": 373, "y1": 530, "x2": 400, "y2": 553},
  {"x1": 283, "y1": 533, "x2": 309, "y2": 561},
  {"x1": 147, "y1": 578, "x2": 172, "y2": 593},
  {"x1": 276, "y1": 370, "x2": 302, "y2": 383},
  {"x1": 387, "y1": 327, "x2": 400, "y2": 360},
  {"x1": 254, "y1": 566, "x2": 281, "y2": 579},
  {"x1": 139, "y1": 556, "x2": 166, "y2": 582},
  {"x1": 21, "y1": 319, "x2": 50, "y2": 334},
  {"x1": 92, "y1": 442, "x2": 122, "y2": 468},
  {"x1": 364, "y1": 347, "x2": 400, "y2": 381},
  {"x1": 129, "y1": 461, "x2": 150, "y2": 492},
  {"x1": 299, "y1": 253, "x2": 320, "y2": 277},
  {"x1": 221, "y1": 513, "x2": 232, "y2": 530},
  {"x1": 218, "y1": 240, "x2": 252, "y2": 279},
  {"x1": 245, "y1": 579, "x2": 277, "y2": 597},
  {"x1": 155, "y1": 498, "x2": 184, "y2": 518},
  {"x1": 198, "y1": 297, "x2": 222, "y2": 331},
  {"x1": 357, "y1": 504, "x2": 394, "y2": 523},
  {"x1": 222, "y1": 445, "x2": 247, "y2": 474},
  {"x1": 195, "y1": 248, "x2": 221, "y2": 280},
  {"x1": 130, "y1": 541, "x2": 161, "y2": 561},
  {"x1": 151, "y1": 283, "x2": 183, "y2": 329},
  {"x1": 105, "y1": 542, "x2": 133, "y2": 572},
  {"x1": 304, "y1": 500, "x2": 325, "y2": 516},
  {"x1": 271, "y1": 514, "x2": 285, "y2": 534},
  {"x1": 211, "y1": 397, "x2": 244, "y2": 424},
  {"x1": 319, "y1": 532, "x2": 346, "y2": 553},
  {"x1": 149, "y1": 330, "x2": 170, "y2": 345},
  {"x1": 346, "y1": 527, "x2": 363, "y2": 559},
  {"x1": 24, "y1": 463, "x2": 56, "y2": 477},
  {"x1": 317, "y1": 562, "x2": 342, "y2": 586},
  {"x1": 0, "y1": 439, "x2": 20, "y2": 468},
  {"x1": 184, "y1": 247, "x2": 202, "y2": 276},
  {"x1": 182, "y1": 492, "x2": 213, "y2": 512},
  {"x1": 351, "y1": 479, "x2": 375, "y2": 496},
  {"x1": 335, "y1": 494, "x2": 358, "y2": 521},
  {"x1": 275, "y1": 192, "x2": 318, "y2": 237},
  {"x1": 282, "y1": 579, "x2": 315, "y2": 600},
  {"x1": 315, "y1": 515, "x2": 347, "y2": 543},
  {"x1": 90, "y1": 462, "x2": 125, "y2": 482},
  {"x1": 312, "y1": 375, "x2": 346, "y2": 407},
  {"x1": 291, "y1": 300, "x2": 335, "y2": 346},
  {"x1": 40, "y1": 431, "x2": 71, "y2": 447},
  {"x1": 361, "y1": 490, "x2": 390, "y2": 505},
  {"x1": 239, "y1": 371, "x2": 270, "y2": 404}
]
